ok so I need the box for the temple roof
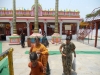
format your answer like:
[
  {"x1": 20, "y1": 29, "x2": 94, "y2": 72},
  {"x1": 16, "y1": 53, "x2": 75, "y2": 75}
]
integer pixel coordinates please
[
  {"x1": 0, "y1": 16, "x2": 82, "y2": 20},
  {"x1": 0, "y1": 6, "x2": 80, "y2": 12},
  {"x1": 31, "y1": 3, "x2": 42, "y2": 10}
]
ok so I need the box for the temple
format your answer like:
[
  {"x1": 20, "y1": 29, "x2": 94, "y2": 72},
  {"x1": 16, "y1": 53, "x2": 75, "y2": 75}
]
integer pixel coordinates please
[{"x1": 0, "y1": 4, "x2": 82, "y2": 40}]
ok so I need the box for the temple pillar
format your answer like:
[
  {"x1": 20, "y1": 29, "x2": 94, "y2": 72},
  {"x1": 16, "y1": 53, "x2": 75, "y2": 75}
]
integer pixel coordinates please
[
  {"x1": 27, "y1": 0, "x2": 42, "y2": 47},
  {"x1": 9, "y1": 0, "x2": 20, "y2": 45},
  {"x1": 51, "y1": 0, "x2": 61, "y2": 44},
  {"x1": 60, "y1": 22, "x2": 62, "y2": 35},
  {"x1": 44, "y1": 22, "x2": 47, "y2": 36},
  {"x1": 9, "y1": 21, "x2": 13, "y2": 35},
  {"x1": 77, "y1": 22, "x2": 80, "y2": 31},
  {"x1": 26, "y1": 22, "x2": 30, "y2": 36}
]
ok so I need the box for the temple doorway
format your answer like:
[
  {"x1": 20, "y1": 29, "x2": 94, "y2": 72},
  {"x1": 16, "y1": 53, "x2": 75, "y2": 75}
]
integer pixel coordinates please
[
  {"x1": 47, "y1": 23, "x2": 60, "y2": 36},
  {"x1": 29, "y1": 22, "x2": 44, "y2": 35},
  {"x1": 16, "y1": 22, "x2": 27, "y2": 36}
]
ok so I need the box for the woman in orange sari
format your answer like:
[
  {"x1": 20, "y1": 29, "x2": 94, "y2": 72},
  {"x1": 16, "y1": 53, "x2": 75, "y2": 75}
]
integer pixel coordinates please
[{"x1": 30, "y1": 36, "x2": 49, "y2": 75}]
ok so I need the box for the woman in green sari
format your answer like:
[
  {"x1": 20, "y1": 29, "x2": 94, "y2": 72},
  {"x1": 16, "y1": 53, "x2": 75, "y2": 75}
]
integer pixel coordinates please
[{"x1": 59, "y1": 37, "x2": 76, "y2": 75}]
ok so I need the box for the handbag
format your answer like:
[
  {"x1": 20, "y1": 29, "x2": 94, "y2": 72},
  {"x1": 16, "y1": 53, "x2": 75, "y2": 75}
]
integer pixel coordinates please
[{"x1": 72, "y1": 57, "x2": 76, "y2": 71}]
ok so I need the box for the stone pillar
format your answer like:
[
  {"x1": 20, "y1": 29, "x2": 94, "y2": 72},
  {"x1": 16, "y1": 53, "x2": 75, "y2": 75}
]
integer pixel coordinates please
[
  {"x1": 28, "y1": 0, "x2": 42, "y2": 47},
  {"x1": 34, "y1": 0, "x2": 39, "y2": 33},
  {"x1": 44, "y1": 22, "x2": 47, "y2": 36},
  {"x1": 54, "y1": 0, "x2": 59, "y2": 33},
  {"x1": 13, "y1": 0, "x2": 17, "y2": 34},
  {"x1": 9, "y1": 0, "x2": 20, "y2": 45},
  {"x1": 26, "y1": 22, "x2": 30, "y2": 36},
  {"x1": 77, "y1": 22, "x2": 80, "y2": 31},
  {"x1": 60, "y1": 22, "x2": 62, "y2": 35},
  {"x1": 9, "y1": 21, "x2": 13, "y2": 35}
]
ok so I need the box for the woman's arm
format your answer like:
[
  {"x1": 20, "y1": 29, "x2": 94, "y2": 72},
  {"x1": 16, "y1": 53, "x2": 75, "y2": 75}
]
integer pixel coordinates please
[
  {"x1": 30, "y1": 44, "x2": 34, "y2": 53},
  {"x1": 73, "y1": 49, "x2": 76, "y2": 57},
  {"x1": 41, "y1": 46, "x2": 48, "y2": 55},
  {"x1": 71, "y1": 43, "x2": 76, "y2": 57},
  {"x1": 59, "y1": 45, "x2": 63, "y2": 54},
  {"x1": 59, "y1": 44, "x2": 66, "y2": 57}
]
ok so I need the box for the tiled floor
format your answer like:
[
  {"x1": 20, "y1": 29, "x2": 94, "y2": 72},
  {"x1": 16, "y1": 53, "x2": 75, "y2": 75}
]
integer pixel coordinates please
[{"x1": 1, "y1": 40, "x2": 100, "y2": 75}]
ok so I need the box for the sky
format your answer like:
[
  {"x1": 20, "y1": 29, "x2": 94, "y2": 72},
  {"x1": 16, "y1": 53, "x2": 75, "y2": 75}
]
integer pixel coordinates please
[{"x1": 0, "y1": 0, "x2": 100, "y2": 19}]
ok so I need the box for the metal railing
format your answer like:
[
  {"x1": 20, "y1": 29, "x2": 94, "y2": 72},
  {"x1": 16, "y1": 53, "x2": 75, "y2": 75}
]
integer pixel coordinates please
[
  {"x1": 77, "y1": 26, "x2": 93, "y2": 41},
  {"x1": 77, "y1": 7, "x2": 100, "y2": 41},
  {"x1": 0, "y1": 48, "x2": 14, "y2": 75}
]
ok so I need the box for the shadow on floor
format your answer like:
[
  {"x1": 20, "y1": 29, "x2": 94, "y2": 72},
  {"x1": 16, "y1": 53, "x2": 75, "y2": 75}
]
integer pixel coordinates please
[
  {"x1": 62, "y1": 71, "x2": 77, "y2": 75},
  {"x1": 72, "y1": 71, "x2": 77, "y2": 75}
]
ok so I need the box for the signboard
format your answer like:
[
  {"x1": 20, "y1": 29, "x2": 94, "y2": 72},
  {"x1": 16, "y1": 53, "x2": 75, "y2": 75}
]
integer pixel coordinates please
[
  {"x1": 65, "y1": 25, "x2": 71, "y2": 30},
  {"x1": 50, "y1": 25, "x2": 55, "y2": 28}
]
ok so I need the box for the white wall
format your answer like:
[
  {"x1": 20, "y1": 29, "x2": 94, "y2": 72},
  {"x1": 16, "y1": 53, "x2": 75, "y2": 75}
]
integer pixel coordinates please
[
  {"x1": 6, "y1": 34, "x2": 77, "y2": 41},
  {"x1": 61, "y1": 35, "x2": 77, "y2": 40}
]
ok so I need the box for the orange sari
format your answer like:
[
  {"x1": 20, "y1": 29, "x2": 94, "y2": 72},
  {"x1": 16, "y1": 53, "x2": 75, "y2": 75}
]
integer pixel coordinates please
[{"x1": 30, "y1": 43, "x2": 49, "y2": 68}]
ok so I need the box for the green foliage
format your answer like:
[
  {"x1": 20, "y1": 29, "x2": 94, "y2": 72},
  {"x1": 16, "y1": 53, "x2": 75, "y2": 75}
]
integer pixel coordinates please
[
  {"x1": 86, "y1": 9, "x2": 100, "y2": 18},
  {"x1": 97, "y1": 9, "x2": 100, "y2": 14}
]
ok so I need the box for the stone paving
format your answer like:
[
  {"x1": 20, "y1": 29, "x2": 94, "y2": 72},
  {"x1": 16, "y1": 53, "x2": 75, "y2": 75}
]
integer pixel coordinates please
[{"x1": 1, "y1": 39, "x2": 100, "y2": 75}]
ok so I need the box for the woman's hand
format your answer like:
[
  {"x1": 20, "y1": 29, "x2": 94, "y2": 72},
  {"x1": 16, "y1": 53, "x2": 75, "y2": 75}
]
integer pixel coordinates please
[
  {"x1": 73, "y1": 50, "x2": 76, "y2": 57},
  {"x1": 36, "y1": 51, "x2": 41, "y2": 54},
  {"x1": 43, "y1": 67, "x2": 46, "y2": 73},
  {"x1": 74, "y1": 54, "x2": 76, "y2": 57},
  {"x1": 62, "y1": 53, "x2": 66, "y2": 57},
  {"x1": 60, "y1": 50, "x2": 66, "y2": 57}
]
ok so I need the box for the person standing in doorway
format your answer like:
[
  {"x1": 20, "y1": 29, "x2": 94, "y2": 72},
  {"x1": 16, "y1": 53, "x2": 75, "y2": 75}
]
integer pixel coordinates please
[
  {"x1": 66, "y1": 30, "x2": 72, "y2": 40},
  {"x1": 43, "y1": 31, "x2": 46, "y2": 37},
  {"x1": 39, "y1": 28, "x2": 42, "y2": 34}
]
